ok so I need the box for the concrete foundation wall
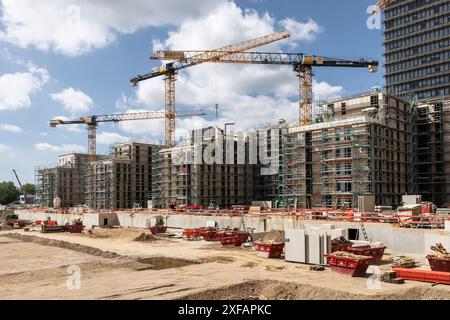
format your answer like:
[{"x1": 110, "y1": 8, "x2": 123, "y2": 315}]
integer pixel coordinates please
[{"x1": 15, "y1": 210, "x2": 450, "y2": 255}]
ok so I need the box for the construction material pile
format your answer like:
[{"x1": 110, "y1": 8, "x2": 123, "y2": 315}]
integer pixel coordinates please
[
  {"x1": 134, "y1": 233, "x2": 157, "y2": 242},
  {"x1": 392, "y1": 256, "x2": 416, "y2": 268},
  {"x1": 332, "y1": 251, "x2": 369, "y2": 261},
  {"x1": 332, "y1": 236, "x2": 352, "y2": 245},
  {"x1": 0, "y1": 222, "x2": 12, "y2": 230},
  {"x1": 429, "y1": 243, "x2": 450, "y2": 258},
  {"x1": 260, "y1": 230, "x2": 285, "y2": 244}
]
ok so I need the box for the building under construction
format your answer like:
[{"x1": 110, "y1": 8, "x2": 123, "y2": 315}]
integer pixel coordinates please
[
  {"x1": 152, "y1": 127, "x2": 255, "y2": 209},
  {"x1": 36, "y1": 94, "x2": 450, "y2": 210},
  {"x1": 35, "y1": 154, "x2": 92, "y2": 208},
  {"x1": 413, "y1": 98, "x2": 450, "y2": 206},
  {"x1": 283, "y1": 92, "x2": 411, "y2": 209},
  {"x1": 87, "y1": 143, "x2": 159, "y2": 209}
]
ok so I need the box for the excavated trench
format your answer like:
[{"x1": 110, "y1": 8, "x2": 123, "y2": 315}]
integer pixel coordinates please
[{"x1": 180, "y1": 279, "x2": 450, "y2": 300}]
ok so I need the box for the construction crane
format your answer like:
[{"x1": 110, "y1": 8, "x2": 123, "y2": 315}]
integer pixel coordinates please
[
  {"x1": 12, "y1": 169, "x2": 29, "y2": 205},
  {"x1": 50, "y1": 110, "x2": 206, "y2": 160},
  {"x1": 50, "y1": 110, "x2": 205, "y2": 207},
  {"x1": 130, "y1": 31, "x2": 290, "y2": 147},
  {"x1": 371, "y1": 0, "x2": 394, "y2": 15},
  {"x1": 152, "y1": 51, "x2": 379, "y2": 125}
]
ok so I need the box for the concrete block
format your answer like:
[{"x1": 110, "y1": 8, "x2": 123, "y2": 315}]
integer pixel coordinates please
[
  {"x1": 391, "y1": 278, "x2": 405, "y2": 284},
  {"x1": 310, "y1": 265, "x2": 325, "y2": 271},
  {"x1": 308, "y1": 227, "x2": 321, "y2": 234},
  {"x1": 402, "y1": 195, "x2": 421, "y2": 205},
  {"x1": 307, "y1": 233, "x2": 322, "y2": 265},
  {"x1": 323, "y1": 234, "x2": 331, "y2": 254}
]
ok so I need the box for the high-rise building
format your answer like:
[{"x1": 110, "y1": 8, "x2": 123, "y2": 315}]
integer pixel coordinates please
[{"x1": 384, "y1": 0, "x2": 450, "y2": 100}]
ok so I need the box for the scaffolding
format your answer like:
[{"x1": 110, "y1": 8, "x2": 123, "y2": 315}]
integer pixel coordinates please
[
  {"x1": 150, "y1": 145, "x2": 165, "y2": 208},
  {"x1": 282, "y1": 131, "x2": 308, "y2": 209},
  {"x1": 35, "y1": 158, "x2": 86, "y2": 208},
  {"x1": 414, "y1": 101, "x2": 446, "y2": 205},
  {"x1": 282, "y1": 92, "x2": 411, "y2": 209},
  {"x1": 86, "y1": 143, "x2": 158, "y2": 209},
  {"x1": 157, "y1": 128, "x2": 255, "y2": 209}
]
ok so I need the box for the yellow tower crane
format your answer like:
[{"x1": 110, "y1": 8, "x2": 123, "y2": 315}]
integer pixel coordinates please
[
  {"x1": 130, "y1": 31, "x2": 290, "y2": 147},
  {"x1": 152, "y1": 51, "x2": 379, "y2": 125},
  {"x1": 372, "y1": 0, "x2": 394, "y2": 15}
]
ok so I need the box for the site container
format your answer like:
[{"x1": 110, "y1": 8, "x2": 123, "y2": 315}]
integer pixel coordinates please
[
  {"x1": 68, "y1": 223, "x2": 83, "y2": 233},
  {"x1": 182, "y1": 228, "x2": 200, "y2": 239},
  {"x1": 201, "y1": 229, "x2": 219, "y2": 241},
  {"x1": 346, "y1": 246, "x2": 386, "y2": 264},
  {"x1": 150, "y1": 226, "x2": 167, "y2": 235},
  {"x1": 253, "y1": 242, "x2": 284, "y2": 258},
  {"x1": 331, "y1": 242, "x2": 353, "y2": 253},
  {"x1": 220, "y1": 232, "x2": 250, "y2": 247},
  {"x1": 426, "y1": 255, "x2": 450, "y2": 273},
  {"x1": 325, "y1": 254, "x2": 373, "y2": 277}
]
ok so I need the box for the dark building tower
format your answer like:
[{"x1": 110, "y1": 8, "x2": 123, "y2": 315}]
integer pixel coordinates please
[{"x1": 384, "y1": 0, "x2": 450, "y2": 100}]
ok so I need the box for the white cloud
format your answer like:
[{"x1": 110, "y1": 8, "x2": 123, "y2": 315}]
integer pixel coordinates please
[
  {"x1": 0, "y1": 143, "x2": 11, "y2": 152},
  {"x1": 115, "y1": 93, "x2": 133, "y2": 110},
  {"x1": 0, "y1": 0, "x2": 225, "y2": 56},
  {"x1": 279, "y1": 18, "x2": 323, "y2": 48},
  {"x1": 50, "y1": 87, "x2": 93, "y2": 114},
  {"x1": 313, "y1": 80, "x2": 344, "y2": 102},
  {"x1": 121, "y1": 1, "x2": 337, "y2": 137},
  {"x1": 0, "y1": 123, "x2": 22, "y2": 133},
  {"x1": 34, "y1": 142, "x2": 86, "y2": 153},
  {"x1": 79, "y1": 1, "x2": 338, "y2": 142},
  {"x1": 40, "y1": 132, "x2": 48, "y2": 137},
  {"x1": 97, "y1": 132, "x2": 130, "y2": 145},
  {"x1": 0, "y1": 62, "x2": 49, "y2": 111}
]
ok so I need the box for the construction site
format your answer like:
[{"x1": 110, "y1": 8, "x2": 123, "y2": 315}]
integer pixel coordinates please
[{"x1": 1, "y1": 0, "x2": 450, "y2": 301}]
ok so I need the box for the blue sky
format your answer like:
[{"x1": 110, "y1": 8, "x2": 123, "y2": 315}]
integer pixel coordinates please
[{"x1": 0, "y1": 0, "x2": 383, "y2": 183}]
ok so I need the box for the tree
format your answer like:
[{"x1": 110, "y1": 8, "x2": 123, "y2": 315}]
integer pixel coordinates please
[
  {"x1": 0, "y1": 181, "x2": 20, "y2": 205},
  {"x1": 22, "y1": 183, "x2": 36, "y2": 196}
]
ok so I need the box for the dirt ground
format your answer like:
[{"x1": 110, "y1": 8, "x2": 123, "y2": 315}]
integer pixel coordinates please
[{"x1": 0, "y1": 228, "x2": 449, "y2": 300}]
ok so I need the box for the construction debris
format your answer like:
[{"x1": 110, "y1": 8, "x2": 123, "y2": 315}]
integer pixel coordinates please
[
  {"x1": 310, "y1": 265, "x2": 325, "y2": 271},
  {"x1": 392, "y1": 256, "x2": 416, "y2": 268},
  {"x1": 0, "y1": 222, "x2": 12, "y2": 231},
  {"x1": 260, "y1": 230, "x2": 285, "y2": 244},
  {"x1": 134, "y1": 233, "x2": 158, "y2": 242},
  {"x1": 331, "y1": 251, "x2": 370, "y2": 261}
]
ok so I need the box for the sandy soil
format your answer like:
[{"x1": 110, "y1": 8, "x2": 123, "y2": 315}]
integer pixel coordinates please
[{"x1": 0, "y1": 229, "x2": 449, "y2": 300}]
